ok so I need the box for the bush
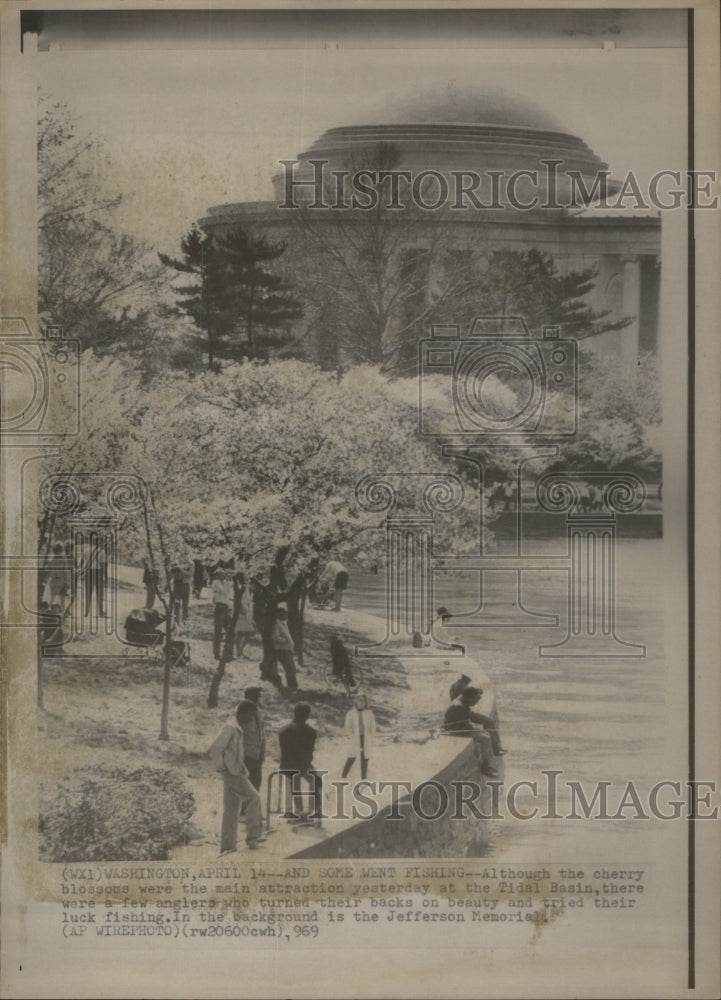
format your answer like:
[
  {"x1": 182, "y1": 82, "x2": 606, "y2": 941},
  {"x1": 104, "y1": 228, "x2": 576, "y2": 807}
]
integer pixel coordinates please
[{"x1": 39, "y1": 765, "x2": 195, "y2": 862}]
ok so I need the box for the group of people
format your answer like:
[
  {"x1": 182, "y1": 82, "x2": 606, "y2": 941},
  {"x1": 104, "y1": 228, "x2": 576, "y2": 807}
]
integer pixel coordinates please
[
  {"x1": 308, "y1": 560, "x2": 350, "y2": 612},
  {"x1": 208, "y1": 670, "x2": 504, "y2": 854},
  {"x1": 488, "y1": 479, "x2": 607, "y2": 514},
  {"x1": 39, "y1": 538, "x2": 109, "y2": 645},
  {"x1": 143, "y1": 559, "x2": 215, "y2": 614},
  {"x1": 488, "y1": 480, "x2": 517, "y2": 512},
  {"x1": 142, "y1": 550, "x2": 350, "y2": 693},
  {"x1": 208, "y1": 686, "x2": 376, "y2": 855}
]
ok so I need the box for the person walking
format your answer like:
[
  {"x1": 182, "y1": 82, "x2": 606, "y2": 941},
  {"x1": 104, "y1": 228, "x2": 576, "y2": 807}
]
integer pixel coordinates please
[
  {"x1": 192, "y1": 559, "x2": 206, "y2": 599},
  {"x1": 252, "y1": 573, "x2": 281, "y2": 684},
  {"x1": 206, "y1": 570, "x2": 236, "y2": 707},
  {"x1": 341, "y1": 695, "x2": 376, "y2": 779},
  {"x1": 208, "y1": 701, "x2": 265, "y2": 854},
  {"x1": 333, "y1": 564, "x2": 349, "y2": 612},
  {"x1": 47, "y1": 542, "x2": 72, "y2": 616},
  {"x1": 329, "y1": 634, "x2": 358, "y2": 692},
  {"x1": 231, "y1": 571, "x2": 254, "y2": 659},
  {"x1": 318, "y1": 559, "x2": 349, "y2": 612},
  {"x1": 178, "y1": 561, "x2": 192, "y2": 623},
  {"x1": 272, "y1": 606, "x2": 298, "y2": 690},
  {"x1": 169, "y1": 566, "x2": 183, "y2": 626},
  {"x1": 278, "y1": 703, "x2": 323, "y2": 820},
  {"x1": 212, "y1": 568, "x2": 234, "y2": 661},
  {"x1": 142, "y1": 560, "x2": 159, "y2": 610}
]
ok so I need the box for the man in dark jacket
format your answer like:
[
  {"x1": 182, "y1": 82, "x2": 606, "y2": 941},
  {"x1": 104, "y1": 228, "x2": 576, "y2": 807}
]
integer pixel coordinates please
[
  {"x1": 142, "y1": 560, "x2": 160, "y2": 610},
  {"x1": 443, "y1": 686, "x2": 506, "y2": 778},
  {"x1": 240, "y1": 687, "x2": 266, "y2": 791},
  {"x1": 251, "y1": 574, "x2": 281, "y2": 685},
  {"x1": 449, "y1": 673, "x2": 472, "y2": 702},
  {"x1": 192, "y1": 559, "x2": 206, "y2": 599},
  {"x1": 278, "y1": 703, "x2": 323, "y2": 820}
]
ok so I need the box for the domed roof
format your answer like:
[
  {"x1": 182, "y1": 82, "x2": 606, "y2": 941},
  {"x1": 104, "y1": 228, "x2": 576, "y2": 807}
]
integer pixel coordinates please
[
  {"x1": 383, "y1": 86, "x2": 566, "y2": 133},
  {"x1": 271, "y1": 85, "x2": 616, "y2": 212}
]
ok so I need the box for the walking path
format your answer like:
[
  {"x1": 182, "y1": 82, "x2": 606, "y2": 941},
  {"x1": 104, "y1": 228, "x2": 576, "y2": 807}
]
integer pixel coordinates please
[{"x1": 48, "y1": 563, "x2": 494, "y2": 860}]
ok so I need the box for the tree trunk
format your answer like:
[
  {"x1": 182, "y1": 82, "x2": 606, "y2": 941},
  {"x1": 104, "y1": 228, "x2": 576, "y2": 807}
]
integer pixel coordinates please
[
  {"x1": 246, "y1": 286, "x2": 255, "y2": 358},
  {"x1": 36, "y1": 509, "x2": 56, "y2": 708},
  {"x1": 142, "y1": 491, "x2": 174, "y2": 740},
  {"x1": 286, "y1": 573, "x2": 307, "y2": 666},
  {"x1": 207, "y1": 658, "x2": 226, "y2": 709},
  {"x1": 298, "y1": 584, "x2": 307, "y2": 668},
  {"x1": 37, "y1": 633, "x2": 44, "y2": 709},
  {"x1": 206, "y1": 581, "x2": 241, "y2": 708}
]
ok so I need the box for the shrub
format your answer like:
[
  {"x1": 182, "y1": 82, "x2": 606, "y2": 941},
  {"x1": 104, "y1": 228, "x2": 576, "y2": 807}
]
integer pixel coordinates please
[{"x1": 39, "y1": 765, "x2": 195, "y2": 862}]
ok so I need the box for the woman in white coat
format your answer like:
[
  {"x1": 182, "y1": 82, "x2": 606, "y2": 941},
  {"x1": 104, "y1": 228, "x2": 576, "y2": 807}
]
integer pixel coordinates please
[{"x1": 341, "y1": 694, "x2": 376, "y2": 779}]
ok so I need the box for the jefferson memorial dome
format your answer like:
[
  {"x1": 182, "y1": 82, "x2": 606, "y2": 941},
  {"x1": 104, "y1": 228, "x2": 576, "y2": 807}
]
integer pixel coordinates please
[
  {"x1": 202, "y1": 86, "x2": 660, "y2": 364},
  {"x1": 269, "y1": 87, "x2": 616, "y2": 211}
]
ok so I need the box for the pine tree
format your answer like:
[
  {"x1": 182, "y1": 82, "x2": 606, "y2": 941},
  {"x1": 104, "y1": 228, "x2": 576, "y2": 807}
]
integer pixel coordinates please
[
  {"x1": 213, "y1": 227, "x2": 303, "y2": 361},
  {"x1": 158, "y1": 226, "x2": 225, "y2": 368},
  {"x1": 160, "y1": 225, "x2": 303, "y2": 367},
  {"x1": 458, "y1": 248, "x2": 630, "y2": 339}
]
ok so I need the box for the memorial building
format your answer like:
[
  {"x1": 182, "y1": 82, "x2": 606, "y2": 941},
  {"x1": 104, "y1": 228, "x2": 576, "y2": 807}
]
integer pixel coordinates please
[{"x1": 201, "y1": 87, "x2": 660, "y2": 367}]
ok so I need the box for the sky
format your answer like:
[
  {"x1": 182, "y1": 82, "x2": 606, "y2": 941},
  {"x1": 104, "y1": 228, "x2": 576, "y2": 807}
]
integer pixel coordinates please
[{"x1": 28, "y1": 8, "x2": 689, "y2": 254}]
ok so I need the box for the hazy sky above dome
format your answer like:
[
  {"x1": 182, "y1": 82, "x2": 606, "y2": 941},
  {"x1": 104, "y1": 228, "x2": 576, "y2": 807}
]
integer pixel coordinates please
[
  {"x1": 371, "y1": 86, "x2": 567, "y2": 132},
  {"x1": 30, "y1": 8, "x2": 687, "y2": 252}
]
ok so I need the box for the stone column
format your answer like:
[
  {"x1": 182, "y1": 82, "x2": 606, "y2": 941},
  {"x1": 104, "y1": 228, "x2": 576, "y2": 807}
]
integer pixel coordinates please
[
  {"x1": 0, "y1": 447, "x2": 56, "y2": 627},
  {"x1": 39, "y1": 473, "x2": 147, "y2": 653},
  {"x1": 0, "y1": 316, "x2": 81, "y2": 704},
  {"x1": 620, "y1": 254, "x2": 642, "y2": 368},
  {"x1": 436, "y1": 443, "x2": 559, "y2": 628},
  {"x1": 355, "y1": 472, "x2": 465, "y2": 657},
  {"x1": 69, "y1": 520, "x2": 116, "y2": 637},
  {"x1": 536, "y1": 472, "x2": 646, "y2": 657}
]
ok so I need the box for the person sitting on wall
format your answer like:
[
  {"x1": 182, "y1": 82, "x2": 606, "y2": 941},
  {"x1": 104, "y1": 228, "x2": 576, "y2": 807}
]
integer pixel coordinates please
[
  {"x1": 443, "y1": 686, "x2": 506, "y2": 778},
  {"x1": 448, "y1": 674, "x2": 504, "y2": 737},
  {"x1": 449, "y1": 673, "x2": 472, "y2": 702}
]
